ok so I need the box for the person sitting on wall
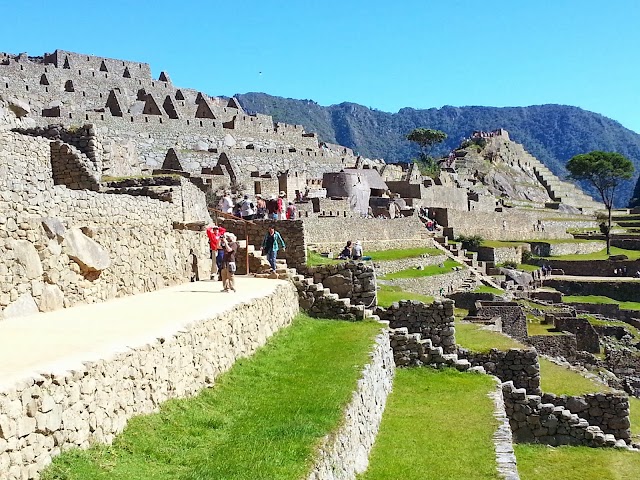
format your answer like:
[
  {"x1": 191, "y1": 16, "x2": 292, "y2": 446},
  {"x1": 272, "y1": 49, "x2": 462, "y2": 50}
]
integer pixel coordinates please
[
  {"x1": 352, "y1": 240, "x2": 363, "y2": 260},
  {"x1": 338, "y1": 241, "x2": 353, "y2": 260},
  {"x1": 261, "y1": 226, "x2": 286, "y2": 272}
]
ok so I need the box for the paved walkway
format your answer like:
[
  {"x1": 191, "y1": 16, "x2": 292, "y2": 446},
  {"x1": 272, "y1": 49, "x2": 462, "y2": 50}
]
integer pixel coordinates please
[{"x1": 0, "y1": 277, "x2": 288, "y2": 390}]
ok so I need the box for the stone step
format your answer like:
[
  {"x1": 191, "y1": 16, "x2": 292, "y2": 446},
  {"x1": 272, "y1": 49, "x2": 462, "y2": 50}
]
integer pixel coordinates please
[{"x1": 454, "y1": 359, "x2": 471, "y2": 371}]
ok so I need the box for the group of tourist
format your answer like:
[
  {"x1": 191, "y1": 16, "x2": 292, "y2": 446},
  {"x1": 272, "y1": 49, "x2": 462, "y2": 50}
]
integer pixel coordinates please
[
  {"x1": 217, "y1": 191, "x2": 297, "y2": 221},
  {"x1": 206, "y1": 224, "x2": 287, "y2": 291},
  {"x1": 337, "y1": 240, "x2": 364, "y2": 261},
  {"x1": 540, "y1": 264, "x2": 553, "y2": 276}
]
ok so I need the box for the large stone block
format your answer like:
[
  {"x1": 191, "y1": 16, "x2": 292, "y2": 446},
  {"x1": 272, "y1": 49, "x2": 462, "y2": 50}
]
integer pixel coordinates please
[
  {"x1": 39, "y1": 285, "x2": 64, "y2": 312},
  {"x1": 12, "y1": 240, "x2": 43, "y2": 280},
  {"x1": 3, "y1": 294, "x2": 39, "y2": 319},
  {"x1": 63, "y1": 228, "x2": 111, "y2": 272}
]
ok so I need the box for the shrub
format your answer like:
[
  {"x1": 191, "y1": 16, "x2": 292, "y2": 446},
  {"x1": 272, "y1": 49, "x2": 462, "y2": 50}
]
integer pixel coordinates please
[
  {"x1": 457, "y1": 235, "x2": 483, "y2": 251},
  {"x1": 502, "y1": 261, "x2": 517, "y2": 269},
  {"x1": 522, "y1": 250, "x2": 534, "y2": 263}
]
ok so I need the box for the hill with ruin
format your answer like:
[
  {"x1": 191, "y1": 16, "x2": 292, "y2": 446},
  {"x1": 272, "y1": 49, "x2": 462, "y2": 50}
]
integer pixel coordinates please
[{"x1": 236, "y1": 93, "x2": 640, "y2": 207}]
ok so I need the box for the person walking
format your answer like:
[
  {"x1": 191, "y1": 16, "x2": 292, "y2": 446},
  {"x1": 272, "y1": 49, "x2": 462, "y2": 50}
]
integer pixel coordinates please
[
  {"x1": 261, "y1": 226, "x2": 286, "y2": 272},
  {"x1": 286, "y1": 201, "x2": 297, "y2": 220},
  {"x1": 277, "y1": 192, "x2": 286, "y2": 220},
  {"x1": 352, "y1": 240, "x2": 363, "y2": 260},
  {"x1": 255, "y1": 194, "x2": 267, "y2": 219},
  {"x1": 221, "y1": 232, "x2": 238, "y2": 292},
  {"x1": 267, "y1": 195, "x2": 279, "y2": 220},
  {"x1": 218, "y1": 191, "x2": 233, "y2": 214}
]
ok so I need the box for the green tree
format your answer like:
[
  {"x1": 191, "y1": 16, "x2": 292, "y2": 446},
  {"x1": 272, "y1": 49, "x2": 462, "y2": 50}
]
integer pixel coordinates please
[
  {"x1": 406, "y1": 128, "x2": 447, "y2": 177},
  {"x1": 566, "y1": 151, "x2": 634, "y2": 254},
  {"x1": 406, "y1": 128, "x2": 448, "y2": 158}
]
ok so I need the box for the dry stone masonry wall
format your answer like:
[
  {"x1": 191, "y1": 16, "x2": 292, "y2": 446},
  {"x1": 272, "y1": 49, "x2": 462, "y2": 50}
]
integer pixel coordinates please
[
  {"x1": 0, "y1": 283, "x2": 299, "y2": 479},
  {"x1": 307, "y1": 332, "x2": 394, "y2": 480},
  {"x1": 459, "y1": 349, "x2": 541, "y2": 395},
  {"x1": 299, "y1": 262, "x2": 376, "y2": 307}
]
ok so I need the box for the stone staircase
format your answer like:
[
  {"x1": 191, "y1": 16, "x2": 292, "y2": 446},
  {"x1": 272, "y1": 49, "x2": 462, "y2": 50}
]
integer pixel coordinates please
[
  {"x1": 234, "y1": 240, "x2": 380, "y2": 322},
  {"x1": 390, "y1": 327, "x2": 472, "y2": 371}
]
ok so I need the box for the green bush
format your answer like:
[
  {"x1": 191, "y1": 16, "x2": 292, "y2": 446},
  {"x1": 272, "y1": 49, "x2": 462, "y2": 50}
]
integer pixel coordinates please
[
  {"x1": 502, "y1": 261, "x2": 517, "y2": 269},
  {"x1": 457, "y1": 235, "x2": 484, "y2": 251},
  {"x1": 522, "y1": 249, "x2": 534, "y2": 263}
]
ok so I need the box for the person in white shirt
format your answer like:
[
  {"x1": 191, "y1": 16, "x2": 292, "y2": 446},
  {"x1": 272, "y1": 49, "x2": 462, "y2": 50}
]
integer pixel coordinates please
[{"x1": 218, "y1": 191, "x2": 233, "y2": 214}]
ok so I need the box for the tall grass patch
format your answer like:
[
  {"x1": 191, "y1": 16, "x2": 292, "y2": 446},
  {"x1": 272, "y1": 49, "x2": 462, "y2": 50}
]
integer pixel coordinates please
[
  {"x1": 359, "y1": 369, "x2": 498, "y2": 480},
  {"x1": 43, "y1": 315, "x2": 382, "y2": 480}
]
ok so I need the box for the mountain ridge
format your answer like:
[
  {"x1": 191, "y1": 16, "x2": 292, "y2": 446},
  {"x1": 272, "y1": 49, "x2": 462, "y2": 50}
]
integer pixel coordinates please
[{"x1": 235, "y1": 93, "x2": 640, "y2": 207}]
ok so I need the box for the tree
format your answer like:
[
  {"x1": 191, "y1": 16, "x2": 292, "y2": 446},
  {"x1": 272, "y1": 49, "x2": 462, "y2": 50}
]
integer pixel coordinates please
[
  {"x1": 566, "y1": 151, "x2": 634, "y2": 255},
  {"x1": 406, "y1": 128, "x2": 448, "y2": 158},
  {"x1": 406, "y1": 128, "x2": 447, "y2": 177}
]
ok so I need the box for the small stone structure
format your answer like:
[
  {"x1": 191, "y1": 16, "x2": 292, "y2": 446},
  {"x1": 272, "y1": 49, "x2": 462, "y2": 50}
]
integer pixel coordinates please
[
  {"x1": 459, "y1": 349, "x2": 541, "y2": 395},
  {"x1": 554, "y1": 316, "x2": 600, "y2": 353},
  {"x1": 471, "y1": 302, "x2": 528, "y2": 342},
  {"x1": 299, "y1": 262, "x2": 376, "y2": 307},
  {"x1": 377, "y1": 299, "x2": 456, "y2": 353},
  {"x1": 502, "y1": 382, "x2": 627, "y2": 448}
]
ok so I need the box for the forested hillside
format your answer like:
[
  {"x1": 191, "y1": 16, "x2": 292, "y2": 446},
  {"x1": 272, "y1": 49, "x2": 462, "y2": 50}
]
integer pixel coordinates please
[{"x1": 236, "y1": 93, "x2": 640, "y2": 207}]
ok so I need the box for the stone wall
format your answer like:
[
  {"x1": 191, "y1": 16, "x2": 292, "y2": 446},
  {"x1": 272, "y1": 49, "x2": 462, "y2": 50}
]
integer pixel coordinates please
[
  {"x1": 0, "y1": 282, "x2": 299, "y2": 479},
  {"x1": 567, "y1": 302, "x2": 640, "y2": 328},
  {"x1": 502, "y1": 382, "x2": 620, "y2": 447},
  {"x1": 554, "y1": 317, "x2": 600, "y2": 353},
  {"x1": 540, "y1": 392, "x2": 631, "y2": 442},
  {"x1": 526, "y1": 334, "x2": 578, "y2": 359},
  {"x1": 473, "y1": 302, "x2": 528, "y2": 341},
  {"x1": 386, "y1": 268, "x2": 472, "y2": 297},
  {"x1": 298, "y1": 262, "x2": 376, "y2": 307},
  {"x1": 218, "y1": 218, "x2": 306, "y2": 269},
  {"x1": 540, "y1": 260, "x2": 640, "y2": 278},
  {"x1": 478, "y1": 245, "x2": 526, "y2": 265},
  {"x1": 529, "y1": 240, "x2": 605, "y2": 257},
  {"x1": 0, "y1": 129, "x2": 212, "y2": 320},
  {"x1": 546, "y1": 278, "x2": 640, "y2": 302},
  {"x1": 303, "y1": 216, "x2": 428, "y2": 252},
  {"x1": 307, "y1": 332, "x2": 394, "y2": 479},
  {"x1": 460, "y1": 349, "x2": 541, "y2": 394},
  {"x1": 377, "y1": 299, "x2": 456, "y2": 353}
]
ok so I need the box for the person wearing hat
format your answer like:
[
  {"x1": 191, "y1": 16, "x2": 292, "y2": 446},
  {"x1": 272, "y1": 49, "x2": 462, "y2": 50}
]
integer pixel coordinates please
[
  {"x1": 221, "y1": 232, "x2": 238, "y2": 292},
  {"x1": 277, "y1": 191, "x2": 286, "y2": 220}
]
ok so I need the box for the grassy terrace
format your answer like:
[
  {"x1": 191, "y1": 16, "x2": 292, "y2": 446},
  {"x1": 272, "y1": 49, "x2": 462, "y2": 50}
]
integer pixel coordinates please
[
  {"x1": 359, "y1": 369, "x2": 498, "y2": 480},
  {"x1": 43, "y1": 315, "x2": 381, "y2": 480},
  {"x1": 306, "y1": 247, "x2": 443, "y2": 267},
  {"x1": 473, "y1": 285, "x2": 505, "y2": 295},
  {"x1": 563, "y1": 295, "x2": 640, "y2": 311},
  {"x1": 377, "y1": 284, "x2": 433, "y2": 307},
  {"x1": 544, "y1": 246, "x2": 640, "y2": 260},
  {"x1": 381, "y1": 258, "x2": 462, "y2": 279}
]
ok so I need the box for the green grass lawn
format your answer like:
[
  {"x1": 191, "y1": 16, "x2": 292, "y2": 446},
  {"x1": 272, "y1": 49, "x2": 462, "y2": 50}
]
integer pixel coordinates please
[
  {"x1": 367, "y1": 247, "x2": 443, "y2": 262},
  {"x1": 515, "y1": 444, "x2": 640, "y2": 480},
  {"x1": 473, "y1": 285, "x2": 505, "y2": 295},
  {"x1": 307, "y1": 249, "x2": 340, "y2": 266},
  {"x1": 381, "y1": 258, "x2": 462, "y2": 279},
  {"x1": 42, "y1": 315, "x2": 382, "y2": 480},
  {"x1": 377, "y1": 284, "x2": 434, "y2": 308},
  {"x1": 359, "y1": 369, "x2": 499, "y2": 480},
  {"x1": 538, "y1": 358, "x2": 611, "y2": 396},
  {"x1": 517, "y1": 263, "x2": 541, "y2": 272},
  {"x1": 546, "y1": 246, "x2": 640, "y2": 260},
  {"x1": 480, "y1": 240, "x2": 528, "y2": 248},
  {"x1": 563, "y1": 295, "x2": 640, "y2": 311},
  {"x1": 455, "y1": 322, "x2": 524, "y2": 352}
]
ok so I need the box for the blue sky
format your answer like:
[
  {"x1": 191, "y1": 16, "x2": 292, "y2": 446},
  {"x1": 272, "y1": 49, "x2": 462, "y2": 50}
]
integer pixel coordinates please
[{"x1": 1, "y1": 0, "x2": 638, "y2": 132}]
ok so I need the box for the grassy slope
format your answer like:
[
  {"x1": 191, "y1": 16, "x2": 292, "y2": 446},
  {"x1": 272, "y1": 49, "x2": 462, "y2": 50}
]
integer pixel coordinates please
[
  {"x1": 377, "y1": 284, "x2": 433, "y2": 308},
  {"x1": 306, "y1": 247, "x2": 443, "y2": 266},
  {"x1": 547, "y1": 246, "x2": 640, "y2": 260},
  {"x1": 455, "y1": 322, "x2": 524, "y2": 352},
  {"x1": 42, "y1": 315, "x2": 381, "y2": 480},
  {"x1": 563, "y1": 295, "x2": 640, "y2": 311},
  {"x1": 359, "y1": 369, "x2": 498, "y2": 480},
  {"x1": 381, "y1": 258, "x2": 461, "y2": 279}
]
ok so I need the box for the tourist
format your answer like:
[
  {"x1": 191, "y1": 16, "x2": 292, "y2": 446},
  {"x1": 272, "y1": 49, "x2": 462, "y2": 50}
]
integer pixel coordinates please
[
  {"x1": 220, "y1": 232, "x2": 238, "y2": 292},
  {"x1": 352, "y1": 240, "x2": 363, "y2": 260},
  {"x1": 261, "y1": 226, "x2": 286, "y2": 272},
  {"x1": 255, "y1": 194, "x2": 267, "y2": 219},
  {"x1": 635, "y1": 270, "x2": 640, "y2": 278},
  {"x1": 338, "y1": 241, "x2": 353, "y2": 260},
  {"x1": 205, "y1": 224, "x2": 220, "y2": 280},
  {"x1": 278, "y1": 191, "x2": 286, "y2": 220},
  {"x1": 286, "y1": 201, "x2": 297, "y2": 220},
  {"x1": 240, "y1": 194, "x2": 255, "y2": 220},
  {"x1": 218, "y1": 191, "x2": 233, "y2": 214},
  {"x1": 214, "y1": 225, "x2": 227, "y2": 280},
  {"x1": 267, "y1": 195, "x2": 279, "y2": 220}
]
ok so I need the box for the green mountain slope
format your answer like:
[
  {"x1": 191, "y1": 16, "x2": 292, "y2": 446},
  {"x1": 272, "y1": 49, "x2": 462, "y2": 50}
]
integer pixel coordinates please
[{"x1": 235, "y1": 93, "x2": 640, "y2": 207}]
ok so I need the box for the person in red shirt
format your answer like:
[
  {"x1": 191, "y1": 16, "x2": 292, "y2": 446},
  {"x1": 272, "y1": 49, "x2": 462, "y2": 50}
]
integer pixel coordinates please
[{"x1": 205, "y1": 224, "x2": 226, "y2": 280}]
